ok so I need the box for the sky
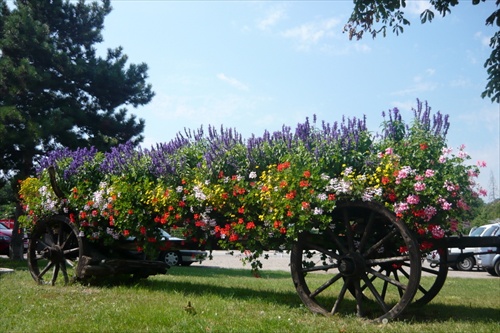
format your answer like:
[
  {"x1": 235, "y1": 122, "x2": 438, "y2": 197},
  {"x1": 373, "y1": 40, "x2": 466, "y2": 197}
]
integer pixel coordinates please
[{"x1": 78, "y1": 1, "x2": 500, "y2": 202}]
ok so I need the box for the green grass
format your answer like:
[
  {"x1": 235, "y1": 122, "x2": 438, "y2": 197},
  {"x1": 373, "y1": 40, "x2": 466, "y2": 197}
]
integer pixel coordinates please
[{"x1": 1, "y1": 258, "x2": 499, "y2": 333}]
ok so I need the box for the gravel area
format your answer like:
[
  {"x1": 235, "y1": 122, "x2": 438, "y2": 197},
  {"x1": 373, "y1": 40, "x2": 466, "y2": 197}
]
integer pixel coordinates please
[{"x1": 194, "y1": 250, "x2": 498, "y2": 279}]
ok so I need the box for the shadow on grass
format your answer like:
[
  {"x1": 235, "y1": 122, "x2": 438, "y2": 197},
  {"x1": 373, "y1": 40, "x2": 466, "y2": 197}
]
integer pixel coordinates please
[
  {"x1": 404, "y1": 302, "x2": 500, "y2": 323},
  {"x1": 0, "y1": 257, "x2": 29, "y2": 270},
  {"x1": 137, "y1": 266, "x2": 500, "y2": 324}
]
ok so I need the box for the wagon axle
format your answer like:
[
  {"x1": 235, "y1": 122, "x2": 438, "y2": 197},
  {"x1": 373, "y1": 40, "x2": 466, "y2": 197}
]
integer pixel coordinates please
[{"x1": 338, "y1": 253, "x2": 365, "y2": 277}]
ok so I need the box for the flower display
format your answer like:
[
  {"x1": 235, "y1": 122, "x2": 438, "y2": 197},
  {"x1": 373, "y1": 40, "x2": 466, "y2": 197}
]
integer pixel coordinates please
[{"x1": 19, "y1": 100, "x2": 486, "y2": 262}]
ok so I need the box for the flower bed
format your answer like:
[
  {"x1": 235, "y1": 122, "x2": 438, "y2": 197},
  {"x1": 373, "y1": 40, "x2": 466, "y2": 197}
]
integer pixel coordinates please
[{"x1": 19, "y1": 101, "x2": 486, "y2": 264}]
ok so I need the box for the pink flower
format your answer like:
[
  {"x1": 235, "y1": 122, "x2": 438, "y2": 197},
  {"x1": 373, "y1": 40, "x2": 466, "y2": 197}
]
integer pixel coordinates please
[
  {"x1": 394, "y1": 202, "x2": 409, "y2": 215},
  {"x1": 414, "y1": 175, "x2": 424, "y2": 181},
  {"x1": 414, "y1": 182, "x2": 426, "y2": 192},
  {"x1": 457, "y1": 199, "x2": 470, "y2": 210},
  {"x1": 450, "y1": 220, "x2": 459, "y2": 232},
  {"x1": 431, "y1": 226, "x2": 445, "y2": 239},
  {"x1": 425, "y1": 169, "x2": 435, "y2": 177},
  {"x1": 424, "y1": 206, "x2": 437, "y2": 221},
  {"x1": 385, "y1": 147, "x2": 393, "y2": 155},
  {"x1": 406, "y1": 194, "x2": 420, "y2": 205},
  {"x1": 441, "y1": 202, "x2": 452, "y2": 210},
  {"x1": 476, "y1": 160, "x2": 487, "y2": 168}
]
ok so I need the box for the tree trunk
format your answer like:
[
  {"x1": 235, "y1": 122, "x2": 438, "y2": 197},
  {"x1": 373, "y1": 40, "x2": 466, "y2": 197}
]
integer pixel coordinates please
[{"x1": 9, "y1": 201, "x2": 24, "y2": 261}]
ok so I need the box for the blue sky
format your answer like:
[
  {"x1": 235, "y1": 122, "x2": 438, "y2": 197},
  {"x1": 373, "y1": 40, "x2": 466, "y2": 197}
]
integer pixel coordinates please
[{"x1": 98, "y1": 1, "x2": 497, "y2": 201}]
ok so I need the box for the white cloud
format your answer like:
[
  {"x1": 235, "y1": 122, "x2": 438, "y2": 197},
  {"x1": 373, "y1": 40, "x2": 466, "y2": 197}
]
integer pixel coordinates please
[
  {"x1": 474, "y1": 31, "x2": 492, "y2": 48},
  {"x1": 217, "y1": 73, "x2": 249, "y2": 91},
  {"x1": 257, "y1": 6, "x2": 286, "y2": 30},
  {"x1": 281, "y1": 18, "x2": 341, "y2": 50},
  {"x1": 406, "y1": 1, "x2": 432, "y2": 16},
  {"x1": 391, "y1": 69, "x2": 438, "y2": 96}
]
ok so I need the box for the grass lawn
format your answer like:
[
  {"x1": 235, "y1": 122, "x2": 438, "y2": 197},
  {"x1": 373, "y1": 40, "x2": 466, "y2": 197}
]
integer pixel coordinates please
[{"x1": 1, "y1": 257, "x2": 499, "y2": 333}]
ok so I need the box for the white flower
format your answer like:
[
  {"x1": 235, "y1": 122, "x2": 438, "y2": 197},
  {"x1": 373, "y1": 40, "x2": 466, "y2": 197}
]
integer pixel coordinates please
[{"x1": 313, "y1": 207, "x2": 323, "y2": 215}]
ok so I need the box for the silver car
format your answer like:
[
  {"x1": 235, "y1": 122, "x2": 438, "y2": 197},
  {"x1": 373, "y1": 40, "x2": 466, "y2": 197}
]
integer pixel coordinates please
[{"x1": 475, "y1": 222, "x2": 500, "y2": 276}]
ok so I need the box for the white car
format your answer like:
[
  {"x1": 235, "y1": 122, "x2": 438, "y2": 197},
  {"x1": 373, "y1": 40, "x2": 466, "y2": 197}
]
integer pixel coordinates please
[
  {"x1": 475, "y1": 222, "x2": 500, "y2": 276},
  {"x1": 426, "y1": 224, "x2": 494, "y2": 271}
]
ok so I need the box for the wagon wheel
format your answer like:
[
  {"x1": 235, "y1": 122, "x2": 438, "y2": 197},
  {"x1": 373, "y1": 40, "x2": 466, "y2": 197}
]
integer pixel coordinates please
[
  {"x1": 411, "y1": 246, "x2": 448, "y2": 307},
  {"x1": 28, "y1": 215, "x2": 84, "y2": 285},
  {"x1": 290, "y1": 201, "x2": 421, "y2": 322}
]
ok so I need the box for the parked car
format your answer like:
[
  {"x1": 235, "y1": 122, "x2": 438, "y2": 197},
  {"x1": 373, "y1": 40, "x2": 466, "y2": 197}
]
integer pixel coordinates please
[
  {"x1": 426, "y1": 225, "x2": 491, "y2": 271},
  {"x1": 475, "y1": 222, "x2": 500, "y2": 276},
  {"x1": 0, "y1": 224, "x2": 11, "y2": 255},
  {"x1": 0, "y1": 222, "x2": 29, "y2": 253},
  {"x1": 156, "y1": 229, "x2": 207, "y2": 267}
]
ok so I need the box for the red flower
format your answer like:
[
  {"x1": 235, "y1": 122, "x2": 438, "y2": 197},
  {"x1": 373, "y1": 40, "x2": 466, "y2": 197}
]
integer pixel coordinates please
[
  {"x1": 128, "y1": 209, "x2": 134, "y2": 215},
  {"x1": 299, "y1": 180, "x2": 309, "y2": 187},
  {"x1": 303, "y1": 170, "x2": 311, "y2": 178},
  {"x1": 381, "y1": 176, "x2": 390, "y2": 185},
  {"x1": 218, "y1": 171, "x2": 224, "y2": 179},
  {"x1": 419, "y1": 143, "x2": 428, "y2": 150},
  {"x1": 229, "y1": 234, "x2": 239, "y2": 242},
  {"x1": 277, "y1": 161, "x2": 291, "y2": 171},
  {"x1": 246, "y1": 222, "x2": 256, "y2": 230},
  {"x1": 140, "y1": 226, "x2": 146, "y2": 235},
  {"x1": 328, "y1": 194, "x2": 336, "y2": 201},
  {"x1": 123, "y1": 230, "x2": 130, "y2": 237},
  {"x1": 285, "y1": 190, "x2": 296, "y2": 200},
  {"x1": 301, "y1": 201, "x2": 310, "y2": 209},
  {"x1": 279, "y1": 227, "x2": 287, "y2": 234},
  {"x1": 279, "y1": 180, "x2": 288, "y2": 188},
  {"x1": 238, "y1": 206, "x2": 245, "y2": 214}
]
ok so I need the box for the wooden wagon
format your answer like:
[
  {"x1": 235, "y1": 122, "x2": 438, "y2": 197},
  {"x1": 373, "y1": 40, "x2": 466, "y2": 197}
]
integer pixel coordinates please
[{"x1": 27, "y1": 188, "x2": 500, "y2": 322}]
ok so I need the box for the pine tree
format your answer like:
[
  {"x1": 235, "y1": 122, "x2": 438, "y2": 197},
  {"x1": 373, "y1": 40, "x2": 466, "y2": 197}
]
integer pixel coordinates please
[{"x1": 0, "y1": 0, "x2": 154, "y2": 259}]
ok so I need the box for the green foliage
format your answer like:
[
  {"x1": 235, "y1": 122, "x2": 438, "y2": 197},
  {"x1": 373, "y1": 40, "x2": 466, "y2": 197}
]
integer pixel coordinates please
[
  {"x1": 345, "y1": 0, "x2": 500, "y2": 103},
  {"x1": 0, "y1": 0, "x2": 154, "y2": 186},
  {"x1": 472, "y1": 199, "x2": 500, "y2": 227}
]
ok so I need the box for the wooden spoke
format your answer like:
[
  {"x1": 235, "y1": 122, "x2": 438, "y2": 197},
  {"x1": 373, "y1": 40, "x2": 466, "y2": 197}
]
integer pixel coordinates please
[
  {"x1": 290, "y1": 201, "x2": 421, "y2": 322},
  {"x1": 28, "y1": 215, "x2": 84, "y2": 286}
]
